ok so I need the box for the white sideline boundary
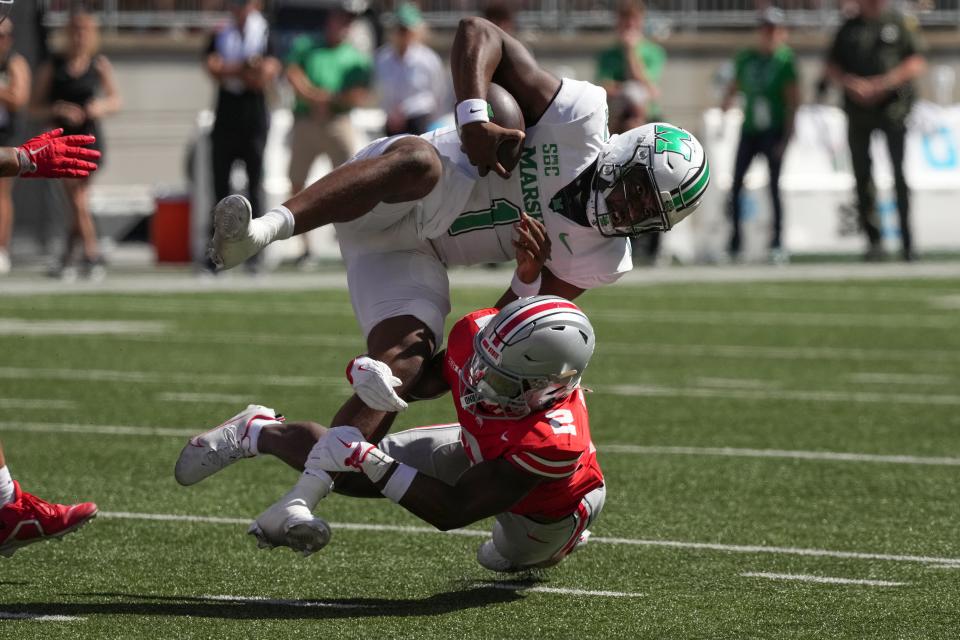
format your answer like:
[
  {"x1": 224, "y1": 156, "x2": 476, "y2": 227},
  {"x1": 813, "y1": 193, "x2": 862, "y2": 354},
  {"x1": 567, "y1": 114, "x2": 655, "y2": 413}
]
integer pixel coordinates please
[
  {"x1": 741, "y1": 572, "x2": 906, "y2": 587},
  {"x1": 5, "y1": 421, "x2": 960, "y2": 467},
  {"x1": 99, "y1": 511, "x2": 960, "y2": 567}
]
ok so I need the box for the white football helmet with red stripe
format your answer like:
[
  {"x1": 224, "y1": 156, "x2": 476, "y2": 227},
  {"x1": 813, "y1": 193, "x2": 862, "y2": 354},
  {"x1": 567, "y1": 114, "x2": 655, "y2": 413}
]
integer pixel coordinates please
[{"x1": 461, "y1": 296, "x2": 596, "y2": 419}]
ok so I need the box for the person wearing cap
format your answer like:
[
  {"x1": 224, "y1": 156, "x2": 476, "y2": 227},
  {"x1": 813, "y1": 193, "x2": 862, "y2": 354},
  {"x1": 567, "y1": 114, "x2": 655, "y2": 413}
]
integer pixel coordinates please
[
  {"x1": 374, "y1": 3, "x2": 447, "y2": 136},
  {"x1": 720, "y1": 6, "x2": 799, "y2": 263},
  {"x1": 204, "y1": 0, "x2": 280, "y2": 273},
  {"x1": 286, "y1": 3, "x2": 371, "y2": 213},
  {"x1": 826, "y1": 0, "x2": 926, "y2": 261}
]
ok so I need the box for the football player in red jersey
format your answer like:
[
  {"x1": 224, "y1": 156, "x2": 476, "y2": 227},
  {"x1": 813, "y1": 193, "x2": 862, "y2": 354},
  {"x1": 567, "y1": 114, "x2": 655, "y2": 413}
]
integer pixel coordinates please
[
  {"x1": 177, "y1": 218, "x2": 605, "y2": 571},
  {"x1": 0, "y1": 128, "x2": 100, "y2": 557}
]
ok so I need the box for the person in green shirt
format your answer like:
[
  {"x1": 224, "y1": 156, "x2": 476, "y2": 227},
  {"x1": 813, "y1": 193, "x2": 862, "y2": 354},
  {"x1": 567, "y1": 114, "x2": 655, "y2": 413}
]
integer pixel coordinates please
[
  {"x1": 826, "y1": 0, "x2": 926, "y2": 261},
  {"x1": 596, "y1": 0, "x2": 666, "y2": 131},
  {"x1": 596, "y1": 0, "x2": 667, "y2": 264},
  {"x1": 285, "y1": 5, "x2": 371, "y2": 199},
  {"x1": 721, "y1": 7, "x2": 799, "y2": 263}
]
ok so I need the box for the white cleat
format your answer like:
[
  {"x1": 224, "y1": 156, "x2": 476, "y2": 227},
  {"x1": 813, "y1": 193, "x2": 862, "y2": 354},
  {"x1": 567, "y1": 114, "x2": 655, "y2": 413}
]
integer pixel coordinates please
[
  {"x1": 249, "y1": 492, "x2": 332, "y2": 557},
  {"x1": 208, "y1": 194, "x2": 259, "y2": 270},
  {"x1": 174, "y1": 404, "x2": 281, "y2": 486}
]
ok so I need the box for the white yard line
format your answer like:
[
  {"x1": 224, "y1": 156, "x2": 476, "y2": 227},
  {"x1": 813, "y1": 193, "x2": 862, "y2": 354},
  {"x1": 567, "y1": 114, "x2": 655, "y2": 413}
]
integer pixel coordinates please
[
  {"x1": 15, "y1": 299, "x2": 356, "y2": 318},
  {"x1": 740, "y1": 572, "x2": 906, "y2": 587},
  {"x1": 201, "y1": 595, "x2": 368, "y2": 609},
  {"x1": 99, "y1": 511, "x2": 960, "y2": 567},
  {"x1": 848, "y1": 372, "x2": 953, "y2": 385},
  {"x1": 600, "y1": 444, "x2": 960, "y2": 467},
  {"x1": 0, "y1": 319, "x2": 167, "y2": 336},
  {"x1": 598, "y1": 383, "x2": 960, "y2": 406},
  {"x1": 0, "y1": 612, "x2": 85, "y2": 621},
  {"x1": 588, "y1": 309, "x2": 958, "y2": 330},
  {"x1": 4, "y1": 364, "x2": 958, "y2": 406},
  {"x1": 593, "y1": 342, "x2": 960, "y2": 363},
  {"x1": 478, "y1": 583, "x2": 643, "y2": 598},
  {"x1": 0, "y1": 366, "x2": 342, "y2": 388},
  {"x1": 6, "y1": 422, "x2": 958, "y2": 468},
  {"x1": 692, "y1": 377, "x2": 779, "y2": 390},
  {"x1": 158, "y1": 392, "x2": 276, "y2": 404},
  {"x1": 0, "y1": 422, "x2": 198, "y2": 437},
  {"x1": 0, "y1": 398, "x2": 75, "y2": 409}
]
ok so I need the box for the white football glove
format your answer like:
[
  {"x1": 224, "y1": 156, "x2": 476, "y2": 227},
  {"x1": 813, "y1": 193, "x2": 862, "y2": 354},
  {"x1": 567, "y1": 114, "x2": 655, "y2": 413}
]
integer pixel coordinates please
[
  {"x1": 347, "y1": 356, "x2": 408, "y2": 412},
  {"x1": 305, "y1": 426, "x2": 394, "y2": 483}
]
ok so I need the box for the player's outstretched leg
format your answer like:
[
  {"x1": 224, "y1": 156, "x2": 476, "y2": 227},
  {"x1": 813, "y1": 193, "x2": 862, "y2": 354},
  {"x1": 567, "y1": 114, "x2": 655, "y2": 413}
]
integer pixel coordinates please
[
  {"x1": 209, "y1": 136, "x2": 441, "y2": 270},
  {"x1": 0, "y1": 481, "x2": 98, "y2": 557},
  {"x1": 174, "y1": 404, "x2": 281, "y2": 486}
]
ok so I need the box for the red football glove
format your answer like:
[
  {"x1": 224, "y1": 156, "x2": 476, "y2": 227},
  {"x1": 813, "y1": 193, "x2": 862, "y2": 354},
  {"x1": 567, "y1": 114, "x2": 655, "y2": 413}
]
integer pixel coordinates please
[{"x1": 17, "y1": 128, "x2": 101, "y2": 179}]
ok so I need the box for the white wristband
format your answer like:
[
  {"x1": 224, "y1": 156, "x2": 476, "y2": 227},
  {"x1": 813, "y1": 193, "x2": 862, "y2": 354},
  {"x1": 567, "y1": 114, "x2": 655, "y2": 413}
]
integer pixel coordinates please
[
  {"x1": 456, "y1": 99, "x2": 490, "y2": 133},
  {"x1": 511, "y1": 271, "x2": 541, "y2": 298},
  {"x1": 381, "y1": 462, "x2": 417, "y2": 503}
]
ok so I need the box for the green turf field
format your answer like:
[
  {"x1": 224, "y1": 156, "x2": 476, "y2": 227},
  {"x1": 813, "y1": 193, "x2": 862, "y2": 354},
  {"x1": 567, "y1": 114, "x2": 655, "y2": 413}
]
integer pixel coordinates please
[{"x1": 1, "y1": 276, "x2": 959, "y2": 639}]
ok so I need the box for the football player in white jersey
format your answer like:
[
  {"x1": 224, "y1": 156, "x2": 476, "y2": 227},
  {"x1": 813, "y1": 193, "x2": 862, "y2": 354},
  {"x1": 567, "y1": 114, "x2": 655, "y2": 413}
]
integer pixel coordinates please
[{"x1": 206, "y1": 17, "x2": 709, "y2": 478}]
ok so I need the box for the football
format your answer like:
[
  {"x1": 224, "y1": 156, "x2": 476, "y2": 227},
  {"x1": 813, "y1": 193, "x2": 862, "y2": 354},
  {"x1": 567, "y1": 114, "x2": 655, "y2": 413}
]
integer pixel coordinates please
[{"x1": 487, "y1": 82, "x2": 525, "y2": 173}]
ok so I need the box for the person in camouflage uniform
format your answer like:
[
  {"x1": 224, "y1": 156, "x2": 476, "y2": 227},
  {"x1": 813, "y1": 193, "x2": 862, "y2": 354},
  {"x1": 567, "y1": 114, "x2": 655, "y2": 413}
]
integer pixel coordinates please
[{"x1": 826, "y1": 0, "x2": 926, "y2": 261}]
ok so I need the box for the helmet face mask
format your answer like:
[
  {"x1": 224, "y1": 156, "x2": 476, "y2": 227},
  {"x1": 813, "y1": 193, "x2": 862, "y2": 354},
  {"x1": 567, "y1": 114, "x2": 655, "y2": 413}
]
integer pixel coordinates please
[
  {"x1": 593, "y1": 158, "x2": 671, "y2": 237},
  {"x1": 588, "y1": 122, "x2": 710, "y2": 238},
  {"x1": 458, "y1": 296, "x2": 596, "y2": 421}
]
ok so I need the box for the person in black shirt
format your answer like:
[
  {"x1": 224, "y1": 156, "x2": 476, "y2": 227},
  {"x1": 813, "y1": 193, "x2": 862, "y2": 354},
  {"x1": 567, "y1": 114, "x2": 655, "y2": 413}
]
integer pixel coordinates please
[
  {"x1": 204, "y1": 0, "x2": 280, "y2": 273},
  {"x1": 32, "y1": 9, "x2": 121, "y2": 280}
]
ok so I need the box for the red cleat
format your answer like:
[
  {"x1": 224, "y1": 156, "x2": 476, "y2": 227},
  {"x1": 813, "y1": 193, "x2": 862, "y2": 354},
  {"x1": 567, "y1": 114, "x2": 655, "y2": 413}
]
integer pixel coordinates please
[{"x1": 0, "y1": 481, "x2": 97, "y2": 557}]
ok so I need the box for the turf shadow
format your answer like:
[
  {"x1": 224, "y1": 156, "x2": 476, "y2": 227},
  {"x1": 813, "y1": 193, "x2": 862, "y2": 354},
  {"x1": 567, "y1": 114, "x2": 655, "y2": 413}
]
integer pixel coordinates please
[{"x1": 9, "y1": 586, "x2": 525, "y2": 620}]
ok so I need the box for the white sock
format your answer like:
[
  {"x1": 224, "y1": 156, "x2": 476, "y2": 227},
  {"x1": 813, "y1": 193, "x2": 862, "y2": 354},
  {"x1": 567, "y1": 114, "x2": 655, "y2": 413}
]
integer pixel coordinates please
[
  {"x1": 249, "y1": 206, "x2": 295, "y2": 245},
  {"x1": 0, "y1": 466, "x2": 14, "y2": 506},
  {"x1": 242, "y1": 417, "x2": 281, "y2": 457},
  {"x1": 290, "y1": 469, "x2": 333, "y2": 509}
]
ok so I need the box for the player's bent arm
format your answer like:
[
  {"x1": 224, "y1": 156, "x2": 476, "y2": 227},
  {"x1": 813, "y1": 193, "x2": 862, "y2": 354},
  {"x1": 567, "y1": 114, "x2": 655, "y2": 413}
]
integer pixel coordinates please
[
  {"x1": 451, "y1": 17, "x2": 559, "y2": 127},
  {"x1": 404, "y1": 350, "x2": 450, "y2": 402},
  {"x1": 539, "y1": 268, "x2": 586, "y2": 301},
  {"x1": 393, "y1": 458, "x2": 542, "y2": 531}
]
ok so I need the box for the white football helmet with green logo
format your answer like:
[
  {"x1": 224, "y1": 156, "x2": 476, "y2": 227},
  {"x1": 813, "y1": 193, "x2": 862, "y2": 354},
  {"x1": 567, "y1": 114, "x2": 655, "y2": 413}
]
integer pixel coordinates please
[{"x1": 587, "y1": 122, "x2": 710, "y2": 237}]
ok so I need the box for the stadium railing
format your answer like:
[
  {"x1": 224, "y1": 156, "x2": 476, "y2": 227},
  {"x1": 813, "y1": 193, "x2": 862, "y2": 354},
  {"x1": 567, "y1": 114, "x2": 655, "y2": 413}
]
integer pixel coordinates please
[{"x1": 40, "y1": 0, "x2": 960, "y2": 31}]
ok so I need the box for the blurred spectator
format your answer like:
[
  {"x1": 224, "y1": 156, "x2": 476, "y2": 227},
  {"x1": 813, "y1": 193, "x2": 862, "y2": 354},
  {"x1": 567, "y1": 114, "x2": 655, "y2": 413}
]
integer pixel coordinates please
[
  {"x1": 376, "y1": 3, "x2": 446, "y2": 136},
  {"x1": 826, "y1": 0, "x2": 926, "y2": 262},
  {"x1": 721, "y1": 7, "x2": 799, "y2": 264},
  {"x1": 596, "y1": 0, "x2": 666, "y2": 265},
  {"x1": 32, "y1": 10, "x2": 120, "y2": 281},
  {"x1": 596, "y1": 0, "x2": 665, "y2": 132},
  {"x1": 286, "y1": 3, "x2": 371, "y2": 265},
  {"x1": 204, "y1": 0, "x2": 280, "y2": 273},
  {"x1": 0, "y1": 18, "x2": 29, "y2": 276},
  {"x1": 483, "y1": 2, "x2": 516, "y2": 34}
]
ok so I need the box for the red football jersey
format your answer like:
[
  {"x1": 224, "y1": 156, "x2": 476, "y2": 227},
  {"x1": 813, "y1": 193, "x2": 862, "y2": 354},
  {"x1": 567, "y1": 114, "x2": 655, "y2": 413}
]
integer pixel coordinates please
[{"x1": 443, "y1": 308, "x2": 604, "y2": 520}]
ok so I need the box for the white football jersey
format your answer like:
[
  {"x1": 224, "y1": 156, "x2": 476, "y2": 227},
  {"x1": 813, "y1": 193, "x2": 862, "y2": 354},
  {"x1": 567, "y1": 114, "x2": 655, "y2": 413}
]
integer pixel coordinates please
[{"x1": 423, "y1": 79, "x2": 633, "y2": 291}]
